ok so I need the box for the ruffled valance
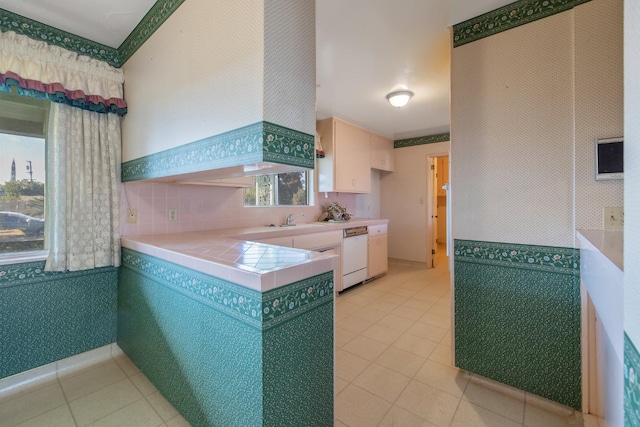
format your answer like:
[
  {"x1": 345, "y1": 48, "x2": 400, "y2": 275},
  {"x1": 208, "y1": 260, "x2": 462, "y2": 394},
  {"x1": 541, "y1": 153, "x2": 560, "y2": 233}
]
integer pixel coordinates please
[{"x1": 0, "y1": 30, "x2": 127, "y2": 116}]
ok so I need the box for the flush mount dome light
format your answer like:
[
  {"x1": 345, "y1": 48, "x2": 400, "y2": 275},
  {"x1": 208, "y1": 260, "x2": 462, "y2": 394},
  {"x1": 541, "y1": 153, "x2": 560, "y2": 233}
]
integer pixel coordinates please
[{"x1": 386, "y1": 90, "x2": 414, "y2": 108}]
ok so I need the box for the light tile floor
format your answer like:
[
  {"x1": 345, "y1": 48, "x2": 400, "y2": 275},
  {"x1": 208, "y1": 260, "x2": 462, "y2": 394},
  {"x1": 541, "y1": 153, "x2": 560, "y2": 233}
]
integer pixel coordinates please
[
  {"x1": 0, "y1": 250, "x2": 585, "y2": 427},
  {"x1": 0, "y1": 352, "x2": 190, "y2": 427},
  {"x1": 334, "y1": 250, "x2": 584, "y2": 427}
]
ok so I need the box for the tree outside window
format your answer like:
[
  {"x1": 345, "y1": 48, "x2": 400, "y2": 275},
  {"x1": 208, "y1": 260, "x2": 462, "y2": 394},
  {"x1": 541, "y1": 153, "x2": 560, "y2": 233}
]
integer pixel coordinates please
[{"x1": 244, "y1": 171, "x2": 308, "y2": 206}]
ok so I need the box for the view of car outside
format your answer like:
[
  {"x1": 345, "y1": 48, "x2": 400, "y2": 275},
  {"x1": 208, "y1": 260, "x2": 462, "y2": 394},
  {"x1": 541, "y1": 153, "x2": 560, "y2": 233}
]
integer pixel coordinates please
[{"x1": 0, "y1": 133, "x2": 45, "y2": 253}]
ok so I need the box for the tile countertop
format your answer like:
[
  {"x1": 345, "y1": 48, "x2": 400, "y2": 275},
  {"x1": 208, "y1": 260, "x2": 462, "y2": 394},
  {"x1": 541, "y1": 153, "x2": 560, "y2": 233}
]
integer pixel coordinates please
[
  {"x1": 121, "y1": 218, "x2": 388, "y2": 293},
  {"x1": 576, "y1": 229, "x2": 623, "y2": 271}
]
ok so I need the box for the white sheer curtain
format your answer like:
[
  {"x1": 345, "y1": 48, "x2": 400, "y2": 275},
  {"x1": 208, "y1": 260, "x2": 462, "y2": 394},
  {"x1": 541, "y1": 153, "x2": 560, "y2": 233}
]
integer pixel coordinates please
[
  {"x1": 45, "y1": 103, "x2": 121, "y2": 271},
  {"x1": 0, "y1": 29, "x2": 125, "y2": 271}
]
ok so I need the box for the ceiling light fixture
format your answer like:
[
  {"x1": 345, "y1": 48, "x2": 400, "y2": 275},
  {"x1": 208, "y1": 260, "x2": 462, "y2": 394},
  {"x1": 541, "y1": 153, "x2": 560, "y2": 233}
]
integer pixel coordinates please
[{"x1": 386, "y1": 90, "x2": 414, "y2": 108}]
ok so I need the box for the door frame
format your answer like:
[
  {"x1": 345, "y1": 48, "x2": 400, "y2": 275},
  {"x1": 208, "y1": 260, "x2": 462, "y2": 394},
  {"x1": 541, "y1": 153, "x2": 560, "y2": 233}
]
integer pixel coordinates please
[{"x1": 426, "y1": 152, "x2": 450, "y2": 268}]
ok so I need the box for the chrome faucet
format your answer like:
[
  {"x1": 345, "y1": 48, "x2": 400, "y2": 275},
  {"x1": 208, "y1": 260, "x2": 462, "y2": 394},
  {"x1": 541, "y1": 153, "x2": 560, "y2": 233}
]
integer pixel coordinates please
[{"x1": 285, "y1": 213, "x2": 304, "y2": 226}]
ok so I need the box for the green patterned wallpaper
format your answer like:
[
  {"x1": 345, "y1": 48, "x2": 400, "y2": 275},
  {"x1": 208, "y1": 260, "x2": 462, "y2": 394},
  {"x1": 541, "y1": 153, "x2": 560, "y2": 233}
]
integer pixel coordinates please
[
  {"x1": 0, "y1": 262, "x2": 117, "y2": 379},
  {"x1": 394, "y1": 132, "x2": 450, "y2": 149},
  {"x1": 453, "y1": 0, "x2": 592, "y2": 48},
  {"x1": 118, "y1": 249, "x2": 334, "y2": 426},
  {"x1": 454, "y1": 239, "x2": 581, "y2": 409},
  {"x1": 625, "y1": 333, "x2": 640, "y2": 426},
  {"x1": 121, "y1": 121, "x2": 315, "y2": 182},
  {"x1": 0, "y1": 0, "x2": 184, "y2": 67}
]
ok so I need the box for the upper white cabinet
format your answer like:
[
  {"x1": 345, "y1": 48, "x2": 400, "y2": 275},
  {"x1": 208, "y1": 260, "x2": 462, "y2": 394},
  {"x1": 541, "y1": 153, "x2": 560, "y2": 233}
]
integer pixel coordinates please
[
  {"x1": 317, "y1": 117, "x2": 396, "y2": 192},
  {"x1": 316, "y1": 118, "x2": 374, "y2": 193},
  {"x1": 370, "y1": 133, "x2": 395, "y2": 172}
]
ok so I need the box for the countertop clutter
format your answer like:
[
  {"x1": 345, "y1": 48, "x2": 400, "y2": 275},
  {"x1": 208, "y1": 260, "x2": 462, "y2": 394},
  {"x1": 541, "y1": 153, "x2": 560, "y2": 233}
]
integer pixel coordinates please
[{"x1": 120, "y1": 218, "x2": 388, "y2": 292}]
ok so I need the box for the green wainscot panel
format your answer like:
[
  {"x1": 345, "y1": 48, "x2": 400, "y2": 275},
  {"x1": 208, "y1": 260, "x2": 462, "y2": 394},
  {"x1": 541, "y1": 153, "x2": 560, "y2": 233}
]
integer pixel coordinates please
[
  {"x1": 118, "y1": 248, "x2": 333, "y2": 426},
  {"x1": 0, "y1": 263, "x2": 117, "y2": 379},
  {"x1": 625, "y1": 333, "x2": 640, "y2": 426},
  {"x1": 454, "y1": 240, "x2": 581, "y2": 409}
]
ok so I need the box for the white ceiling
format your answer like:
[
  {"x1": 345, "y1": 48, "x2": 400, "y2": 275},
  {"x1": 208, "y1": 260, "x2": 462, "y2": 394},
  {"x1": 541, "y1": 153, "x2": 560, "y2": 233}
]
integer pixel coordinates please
[{"x1": 0, "y1": 0, "x2": 514, "y2": 139}]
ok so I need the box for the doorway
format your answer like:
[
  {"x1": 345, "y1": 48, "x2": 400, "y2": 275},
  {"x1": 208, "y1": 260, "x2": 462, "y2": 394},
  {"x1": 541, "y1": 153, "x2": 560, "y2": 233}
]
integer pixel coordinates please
[{"x1": 427, "y1": 154, "x2": 449, "y2": 268}]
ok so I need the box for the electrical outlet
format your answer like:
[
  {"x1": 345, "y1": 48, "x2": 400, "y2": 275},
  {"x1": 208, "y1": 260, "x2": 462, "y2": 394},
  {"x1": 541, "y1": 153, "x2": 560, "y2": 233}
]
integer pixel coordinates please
[
  {"x1": 603, "y1": 207, "x2": 624, "y2": 230},
  {"x1": 126, "y1": 209, "x2": 138, "y2": 224},
  {"x1": 168, "y1": 208, "x2": 177, "y2": 221}
]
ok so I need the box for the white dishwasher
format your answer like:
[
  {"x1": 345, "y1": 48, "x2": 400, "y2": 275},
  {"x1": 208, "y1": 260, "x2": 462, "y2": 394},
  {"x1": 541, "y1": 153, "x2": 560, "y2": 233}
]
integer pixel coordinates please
[{"x1": 342, "y1": 226, "x2": 368, "y2": 290}]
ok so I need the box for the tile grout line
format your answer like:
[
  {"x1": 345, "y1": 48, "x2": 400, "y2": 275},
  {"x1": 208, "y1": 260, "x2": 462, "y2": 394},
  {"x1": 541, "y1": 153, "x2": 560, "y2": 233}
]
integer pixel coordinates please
[
  {"x1": 57, "y1": 374, "x2": 81, "y2": 427},
  {"x1": 446, "y1": 376, "x2": 471, "y2": 427},
  {"x1": 336, "y1": 264, "x2": 455, "y2": 426}
]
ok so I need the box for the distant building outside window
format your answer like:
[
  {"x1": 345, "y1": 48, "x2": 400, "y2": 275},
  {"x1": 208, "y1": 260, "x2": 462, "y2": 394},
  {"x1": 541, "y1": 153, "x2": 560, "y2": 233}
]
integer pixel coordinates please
[{"x1": 0, "y1": 93, "x2": 48, "y2": 255}]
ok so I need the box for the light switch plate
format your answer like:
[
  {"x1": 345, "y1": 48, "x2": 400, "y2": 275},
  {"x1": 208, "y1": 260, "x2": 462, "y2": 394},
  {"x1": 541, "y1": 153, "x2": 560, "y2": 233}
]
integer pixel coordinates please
[
  {"x1": 603, "y1": 207, "x2": 624, "y2": 230},
  {"x1": 126, "y1": 209, "x2": 138, "y2": 224}
]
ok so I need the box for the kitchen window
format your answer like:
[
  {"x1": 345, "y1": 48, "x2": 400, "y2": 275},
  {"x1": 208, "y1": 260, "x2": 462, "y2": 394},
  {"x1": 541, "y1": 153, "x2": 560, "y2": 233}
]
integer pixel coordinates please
[
  {"x1": 0, "y1": 93, "x2": 48, "y2": 256},
  {"x1": 244, "y1": 171, "x2": 308, "y2": 206}
]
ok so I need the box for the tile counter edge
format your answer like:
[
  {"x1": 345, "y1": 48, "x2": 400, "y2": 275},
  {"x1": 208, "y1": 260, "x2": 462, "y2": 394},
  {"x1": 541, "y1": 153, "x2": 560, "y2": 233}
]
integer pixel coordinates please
[
  {"x1": 576, "y1": 229, "x2": 623, "y2": 271},
  {"x1": 120, "y1": 219, "x2": 388, "y2": 292}
]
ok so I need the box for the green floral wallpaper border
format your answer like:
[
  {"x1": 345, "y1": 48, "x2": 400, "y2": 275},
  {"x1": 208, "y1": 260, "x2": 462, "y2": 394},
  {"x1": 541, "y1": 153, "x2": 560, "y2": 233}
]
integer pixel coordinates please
[
  {"x1": 0, "y1": 8, "x2": 120, "y2": 67},
  {"x1": 625, "y1": 332, "x2": 640, "y2": 426},
  {"x1": 394, "y1": 132, "x2": 450, "y2": 149},
  {"x1": 0, "y1": 0, "x2": 184, "y2": 68},
  {"x1": 262, "y1": 272, "x2": 334, "y2": 331},
  {"x1": 454, "y1": 239, "x2": 579, "y2": 275},
  {"x1": 121, "y1": 248, "x2": 333, "y2": 331},
  {"x1": 117, "y1": 0, "x2": 185, "y2": 65},
  {"x1": 121, "y1": 121, "x2": 314, "y2": 182},
  {"x1": 0, "y1": 260, "x2": 117, "y2": 288},
  {"x1": 122, "y1": 248, "x2": 263, "y2": 329},
  {"x1": 453, "y1": 0, "x2": 592, "y2": 48}
]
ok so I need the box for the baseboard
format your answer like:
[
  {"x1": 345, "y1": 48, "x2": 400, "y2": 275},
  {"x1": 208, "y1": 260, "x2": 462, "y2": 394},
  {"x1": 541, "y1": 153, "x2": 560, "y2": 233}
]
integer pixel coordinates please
[
  {"x1": 581, "y1": 413, "x2": 602, "y2": 427},
  {"x1": 468, "y1": 373, "x2": 575, "y2": 416},
  {"x1": 388, "y1": 258, "x2": 428, "y2": 268},
  {"x1": 0, "y1": 343, "x2": 117, "y2": 400}
]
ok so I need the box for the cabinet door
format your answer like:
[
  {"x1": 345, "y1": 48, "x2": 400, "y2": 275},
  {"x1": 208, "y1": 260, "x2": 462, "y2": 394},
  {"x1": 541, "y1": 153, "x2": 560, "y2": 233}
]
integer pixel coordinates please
[
  {"x1": 367, "y1": 234, "x2": 388, "y2": 279},
  {"x1": 370, "y1": 134, "x2": 395, "y2": 172},
  {"x1": 334, "y1": 120, "x2": 371, "y2": 192}
]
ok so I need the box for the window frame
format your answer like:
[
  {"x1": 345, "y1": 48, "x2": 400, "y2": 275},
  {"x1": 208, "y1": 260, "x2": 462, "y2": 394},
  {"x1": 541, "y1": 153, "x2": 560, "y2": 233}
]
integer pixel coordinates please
[
  {"x1": 243, "y1": 170, "x2": 312, "y2": 208},
  {"x1": 0, "y1": 92, "x2": 49, "y2": 264}
]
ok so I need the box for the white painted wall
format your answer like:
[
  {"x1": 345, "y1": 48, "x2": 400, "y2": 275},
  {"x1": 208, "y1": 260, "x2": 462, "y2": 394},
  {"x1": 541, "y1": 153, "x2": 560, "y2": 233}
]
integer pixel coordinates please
[
  {"x1": 452, "y1": 11, "x2": 575, "y2": 248},
  {"x1": 121, "y1": 0, "x2": 316, "y2": 162},
  {"x1": 121, "y1": 0, "x2": 264, "y2": 162},
  {"x1": 451, "y1": 0, "x2": 623, "y2": 248},
  {"x1": 624, "y1": 0, "x2": 640, "y2": 347},
  {"x1": 574, "y1": 0, "x2": 624, "y2": 231},
  {"x1": 380, "y1": 141, "x2": 450, "y2": 263},
  {"x1": 263, "y1": 0, "x2": 316, "y2": 136}
]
